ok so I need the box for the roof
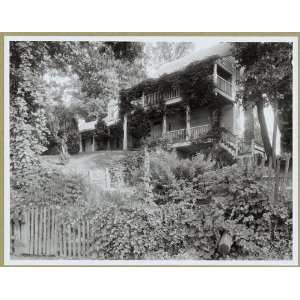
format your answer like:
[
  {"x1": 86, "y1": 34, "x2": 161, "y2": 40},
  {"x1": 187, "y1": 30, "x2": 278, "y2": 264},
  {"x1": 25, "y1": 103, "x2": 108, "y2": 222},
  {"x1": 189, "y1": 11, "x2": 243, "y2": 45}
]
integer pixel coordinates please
[
  {"x1": 78, "y1": 119, "x2": 97, "y2": 132},
  {"x1": 157, "y1": 43, "x2": 232, "y2": 76}
]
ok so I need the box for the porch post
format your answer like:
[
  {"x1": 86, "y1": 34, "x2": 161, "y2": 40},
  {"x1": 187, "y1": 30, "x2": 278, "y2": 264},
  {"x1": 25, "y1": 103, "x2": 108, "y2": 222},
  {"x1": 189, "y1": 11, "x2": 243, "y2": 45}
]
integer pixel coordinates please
[
  {"x1": 123, "y1": 113, "x2": 128, "y2": 150},
  {"x1": 142, "y1": 93, "x2": 145, "y2": 107},
  {"x1": 213, "y1": 63, "x2": 218, "y2": 85},
  {"x1": 162, "y1": 111, "x2": 167, "y2": 137},
  {"x1": 79, "y1": 133, "x2": 83, "y2": 153},
  {"x1": 186, "y1": 104, "x2": 191, "y2": 141},
  {"x1": 107, "y1": 127, "x2": 111, "y2": 150},
  {"x1": 92, "y1": 134, "x2": 95, "y2": 152}
]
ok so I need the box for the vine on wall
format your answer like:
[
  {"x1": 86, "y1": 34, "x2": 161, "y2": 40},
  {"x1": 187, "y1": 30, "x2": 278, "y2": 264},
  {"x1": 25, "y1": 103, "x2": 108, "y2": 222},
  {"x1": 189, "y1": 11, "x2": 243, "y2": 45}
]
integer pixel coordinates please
[{"x1": 118, "y1": 56, "x2": 220, "y2": 142}]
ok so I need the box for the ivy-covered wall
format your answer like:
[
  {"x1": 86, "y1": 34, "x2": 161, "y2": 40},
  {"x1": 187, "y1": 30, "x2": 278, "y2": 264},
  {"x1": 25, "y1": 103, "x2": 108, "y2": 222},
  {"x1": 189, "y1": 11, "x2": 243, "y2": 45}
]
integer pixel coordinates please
[{"x1": 118, "y1": 56, "x2": 221, "y2": 143}]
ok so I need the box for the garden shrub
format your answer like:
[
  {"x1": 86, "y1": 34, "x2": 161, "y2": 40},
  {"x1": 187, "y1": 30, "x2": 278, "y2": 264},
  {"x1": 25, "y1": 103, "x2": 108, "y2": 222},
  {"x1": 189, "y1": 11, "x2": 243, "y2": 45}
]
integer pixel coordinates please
[
  {"x1": 66, "y1": 132, "x2": 80, "y2": 154},
  {"x1": 11, "y1": 167, "x2": 88, "y2": 212},
  {"x1": 11, "y1": 147, "x2": 292, "y2": 260},
  {"x1": 85, "y1": 161, "x2": 292, "y2": 260}
]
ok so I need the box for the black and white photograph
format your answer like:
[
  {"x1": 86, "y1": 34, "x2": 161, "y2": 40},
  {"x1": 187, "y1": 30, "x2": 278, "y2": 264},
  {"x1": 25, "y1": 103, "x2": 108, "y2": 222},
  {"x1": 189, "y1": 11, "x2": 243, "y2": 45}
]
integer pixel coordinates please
[{"x1": 4, "y1": 36, "x2": 298, "y2": 265}]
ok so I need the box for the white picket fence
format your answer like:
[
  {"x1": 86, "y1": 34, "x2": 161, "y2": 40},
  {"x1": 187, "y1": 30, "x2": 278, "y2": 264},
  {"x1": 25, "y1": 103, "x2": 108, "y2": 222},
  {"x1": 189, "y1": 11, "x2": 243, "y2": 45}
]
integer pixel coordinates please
[{"x1": 11, "y1": 206, "x2": 93, "y2": 258}]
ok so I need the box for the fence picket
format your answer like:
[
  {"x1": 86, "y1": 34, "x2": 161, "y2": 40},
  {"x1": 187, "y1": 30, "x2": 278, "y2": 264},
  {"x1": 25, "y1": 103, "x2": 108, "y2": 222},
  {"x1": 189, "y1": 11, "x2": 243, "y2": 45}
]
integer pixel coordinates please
[
  {"x1": 47, "y1": 208, "x2": 51, "y2": 256},
  {"x1": 34, "y1": 207, "x2": 38, "y2": 255},
  {"x1": 77, "y1": 224, "x2": 81, "y2": 258},
  {"x1": 59, "y1": 223, "x2": 63, "y2": 257},
  {"x1": 51, "y1": 208, "x2": 55, "y2": 255},
  {"x1": 86, "y1": 221, "x2": 90, "y2": 253},
  {"x1": 29, "y1": 208, "x2": 34, "y2": 255},
  {"x1": 37, "y1": 207, "x2": 41, "y2": 256},
  {"x1": 73, "y1": 227, "x2": 76, "y2": 257},
  {"x1": 53, "y1": 213, "x2": 57, "y2": 256},
  {"x1": 42, "y1": 206, "x2": 46, "y2": 255},
  {"x1": 82, "y1": 222, "x2": 86, "y2": 257},
  {"x1": 62, "y1": 223, "x2": 67, "y2": 257}
]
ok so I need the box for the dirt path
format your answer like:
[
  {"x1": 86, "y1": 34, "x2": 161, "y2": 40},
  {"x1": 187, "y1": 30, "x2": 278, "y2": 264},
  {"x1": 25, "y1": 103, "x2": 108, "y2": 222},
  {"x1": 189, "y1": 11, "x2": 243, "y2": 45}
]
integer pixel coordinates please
[{"x1": 42, "y1": 151, "x2": 125, "y2": 177}]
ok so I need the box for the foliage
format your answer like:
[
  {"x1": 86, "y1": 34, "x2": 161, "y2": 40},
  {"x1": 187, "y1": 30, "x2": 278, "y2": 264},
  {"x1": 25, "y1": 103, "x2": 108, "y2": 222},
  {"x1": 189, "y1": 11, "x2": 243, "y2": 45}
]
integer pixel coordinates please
[
  {"x1": 10, "y1": 96, "x2": 41, "y2": 188},
  {"x1": 95, "y1": 116, "x2": 110, "y2": 145},
  {"x1": 67, "y1": 132, "x2": 80, "y2": 155},
  {"x1": 145, "y1": 41, "x2": 194, "y2": 76},
  {"x1": 127, "y1": 107, "x2": 152, "y2": 140},
  {"x1": 46, "y1": 104, "x2": 80, "y2": 155},
  {"x1": 95, "y1": 118, "x2": 123, "y2": 149},
  {"x1": 10, "y1": 167, "x2": 88, "y2": 223},
  {"x1": 10, "y1": 42, "x2": 53, "y2": 187},
  {"x1": 66, "y1": 41, "x2": 145, "y2": 120},
  {"x1": 232, "y1": 42, "x2": 293, "y2": 154},
  {"x1": 119, "y1": 56, "x2": 219, "y2": 117},
  {"x1": 115, "y1": 150, "x2": 145, "y2": 186},
  {"x1": 99, "y1": 150, "x2": 292, "y2": 260}
]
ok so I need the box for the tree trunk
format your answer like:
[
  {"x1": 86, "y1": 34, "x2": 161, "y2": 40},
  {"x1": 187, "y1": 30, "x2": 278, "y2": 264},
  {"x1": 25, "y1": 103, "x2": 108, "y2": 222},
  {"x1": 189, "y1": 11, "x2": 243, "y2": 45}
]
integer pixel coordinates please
[
  {"x1": 244, "y1": 102, "x2": 255, "y2": 145},
  {"x1": 256, "y1": 101, "x2": 273, "y2": 159},
  {"x1": 272, "y1": 101, "x2": 278, "y2": 165}
]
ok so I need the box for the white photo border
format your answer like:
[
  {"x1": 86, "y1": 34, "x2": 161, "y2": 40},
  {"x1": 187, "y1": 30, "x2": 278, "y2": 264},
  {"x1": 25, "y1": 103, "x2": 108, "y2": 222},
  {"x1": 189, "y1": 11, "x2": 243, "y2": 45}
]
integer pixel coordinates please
[{"x1": 4, "y1": 35, "x2": 299, "y2": 266}]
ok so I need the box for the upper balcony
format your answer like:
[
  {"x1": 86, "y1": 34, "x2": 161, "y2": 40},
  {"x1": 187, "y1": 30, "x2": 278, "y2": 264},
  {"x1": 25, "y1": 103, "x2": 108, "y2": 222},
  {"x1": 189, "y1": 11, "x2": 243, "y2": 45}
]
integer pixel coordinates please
[
  {"x1": 213, "y1": 61, "x2": 235, "y2": 102},
  {"x1": 143, "y1": 86, "x2": 181, "y2": 107},
  {"x1": 132, "y1": 58, "x2": 236, "y2": 108}
]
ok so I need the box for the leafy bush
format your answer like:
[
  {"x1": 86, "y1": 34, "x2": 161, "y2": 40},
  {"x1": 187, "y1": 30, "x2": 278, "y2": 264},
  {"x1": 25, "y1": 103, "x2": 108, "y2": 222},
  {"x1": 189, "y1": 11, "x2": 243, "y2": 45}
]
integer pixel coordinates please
[
  {"x1": 85, "y1": 161, "x2": 292, "y2": 260},
  {"x1": 66, "y1": 132, "x2": 80, "y2": 154},
  {"x1": 11, "y1": 168, "x2": 88, "y2": 211}
]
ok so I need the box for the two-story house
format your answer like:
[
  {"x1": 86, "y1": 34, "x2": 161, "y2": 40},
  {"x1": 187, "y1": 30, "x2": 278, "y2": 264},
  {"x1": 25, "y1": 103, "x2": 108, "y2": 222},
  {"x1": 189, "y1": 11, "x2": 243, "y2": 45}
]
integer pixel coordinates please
[
  {"x1": 78, "y1": 43, "x2": 264, "y2": 158},
  {"x1": 120, "y1": 43, "x2": 244, "y2": 158}
]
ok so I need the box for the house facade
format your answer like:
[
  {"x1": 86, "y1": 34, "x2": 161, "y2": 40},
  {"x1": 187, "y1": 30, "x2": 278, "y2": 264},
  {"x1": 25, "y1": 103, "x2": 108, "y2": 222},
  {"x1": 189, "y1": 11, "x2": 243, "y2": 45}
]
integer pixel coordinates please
[
  {"x1": 78, "y1": 99, "x2": 121, "y2": 153},
  {"x1": 78, "y1": 43, "x2": 264, "y2": 158},
  {"x1": 120, "y1": 43, "x2": 264, "y2": 158}
]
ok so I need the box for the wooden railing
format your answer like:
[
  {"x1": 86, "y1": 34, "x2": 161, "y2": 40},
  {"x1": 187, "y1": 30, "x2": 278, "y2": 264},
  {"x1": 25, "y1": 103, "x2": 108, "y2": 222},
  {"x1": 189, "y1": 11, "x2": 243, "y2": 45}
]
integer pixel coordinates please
[
  {"x1": 144, "y1": 92, "x2": 161, "y2": 106},
  {"x1": 220, "y1": 130, "x2": 239, "y2": 156},
  {"x1": 216, "y1": 75, "x2": 233, "y2": 97},
  {"x1": 144, "y1": 87, "x2": 181, "y2": 107},
  {"x1": 238, "y1": 139, "x2": 265, "y2": 156},
  {"x1": 190, "y1": 124, "x2": 210, "y2": 140},
  {"x1": 165, "y1": 128, "x2": 186, "y2": 143},
  {"x1": 164, "y1": 87, "x2": 180, "y2": 100}
]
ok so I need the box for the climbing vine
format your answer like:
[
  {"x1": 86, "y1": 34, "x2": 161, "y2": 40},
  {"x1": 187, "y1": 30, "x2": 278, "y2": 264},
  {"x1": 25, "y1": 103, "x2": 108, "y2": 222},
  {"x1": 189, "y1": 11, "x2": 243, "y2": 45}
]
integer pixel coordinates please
[
  {"x1": 120, "y1": 56, "x2": 219, "y2": 115},
  {"x1": 118, "y1": 56, "x2": 220, "y2": 142},
  {"x1": 95, "y1": 118, "x2": 123, "y2": 146}
]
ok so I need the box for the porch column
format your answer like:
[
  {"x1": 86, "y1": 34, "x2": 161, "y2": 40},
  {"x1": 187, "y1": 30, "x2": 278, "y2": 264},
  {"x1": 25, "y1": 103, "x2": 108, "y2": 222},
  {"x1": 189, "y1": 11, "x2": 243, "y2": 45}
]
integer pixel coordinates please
[
  {"x1": 213, "y1": 63, "x2": 218, "y2": 85},
  {"x1": 107, "y1": 127, "x2": 111, "y2": 150},
  {"x1": 79, "y1": 133, "x2": 83, "y2": 152},
  {"x1": 162, "y1": 111, "x2": 167, "y2": 137},
  {"x1": 123, "y1": 113, "x2": 128, "y2": 150},
  {"x1": 186, "y1": 104, "x2": 191, "y2": 141},
  {"x1": 92, "y1": 134, "x2": 95, "y2": 152},
  {"x1": 142, "y1": 93, "x2": 145, "y2": 107}
]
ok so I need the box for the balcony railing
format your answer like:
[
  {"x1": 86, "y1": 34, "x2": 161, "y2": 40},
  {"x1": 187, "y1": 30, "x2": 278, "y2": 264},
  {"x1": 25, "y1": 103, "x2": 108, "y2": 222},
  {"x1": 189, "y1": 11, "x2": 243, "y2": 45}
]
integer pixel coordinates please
[
  {"x1": 164, "y1": 124, "x2": 210, "y2": 144},
  {"x1": 164, "y1": 87, "x2": 180, "y2": 100},
  {"x1": 165, "y1": 128, "x2": 186, "y2": 144},
  {"x1": 144, "y1": 92, "x2": 161, "y2": 106},
  {"x1": 144, "y1": 87, "x2": 181, "y2": 107},
  {"x1": 216, "y1": 75, "x2": 233, "y2": 97},
  {"x1": 190, "y1": 124, "x2": 210, "y2": 140}
]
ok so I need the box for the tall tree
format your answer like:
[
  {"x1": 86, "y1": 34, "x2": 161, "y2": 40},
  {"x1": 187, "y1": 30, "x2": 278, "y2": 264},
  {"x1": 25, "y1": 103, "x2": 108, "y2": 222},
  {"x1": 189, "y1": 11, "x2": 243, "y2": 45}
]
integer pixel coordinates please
[
  {"x1": 233, "y1": 42, "x2": 293, "y2": 157},
  {"x1": 67, "y1": 42, "x2": 145, "y2": 120},
  {"x1": 145, "y1": 42, "x2": 195, "y2": 76},
  {"x1": 10, "y1": 42, "x2": 52, "y2": 186}
]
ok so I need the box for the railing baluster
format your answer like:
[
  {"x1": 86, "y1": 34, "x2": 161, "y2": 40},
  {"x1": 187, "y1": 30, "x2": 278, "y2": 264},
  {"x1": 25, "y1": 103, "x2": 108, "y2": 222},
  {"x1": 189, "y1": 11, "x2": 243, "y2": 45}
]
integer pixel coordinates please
[{"x1": 216, "y1": 75, "x2": 232, "y2": 97}]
